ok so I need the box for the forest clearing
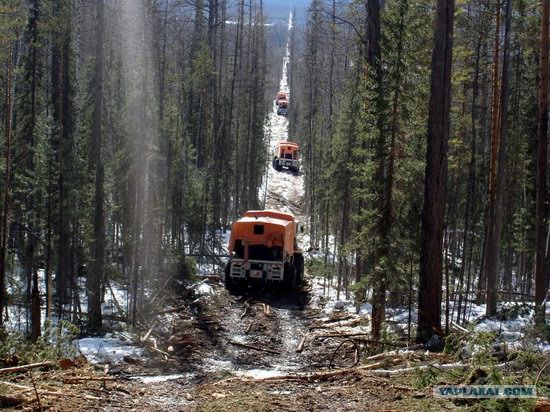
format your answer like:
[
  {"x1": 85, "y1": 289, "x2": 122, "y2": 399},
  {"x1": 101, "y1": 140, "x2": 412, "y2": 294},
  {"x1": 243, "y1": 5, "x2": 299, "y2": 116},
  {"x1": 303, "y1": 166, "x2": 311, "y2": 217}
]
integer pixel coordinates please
[{"x1": 1, "y1": 0, "x2": 550, "y2": 410}]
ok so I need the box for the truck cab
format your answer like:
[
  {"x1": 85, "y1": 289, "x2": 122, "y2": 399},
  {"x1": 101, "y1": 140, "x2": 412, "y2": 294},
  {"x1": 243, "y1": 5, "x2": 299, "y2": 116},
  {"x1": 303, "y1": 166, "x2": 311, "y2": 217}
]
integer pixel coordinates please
[
  {"x1": 225, "y1": 210, "x2": 304, "y2": 290},
  {"x1": 277, "y1": 100, "x2": 289, "y2": 116},
  {"x1": 276, "y1": 91, "x2": 288, "y2": 106},
  {"x1": 272, "y1": 141, "x2": 300, "y2": 173}
]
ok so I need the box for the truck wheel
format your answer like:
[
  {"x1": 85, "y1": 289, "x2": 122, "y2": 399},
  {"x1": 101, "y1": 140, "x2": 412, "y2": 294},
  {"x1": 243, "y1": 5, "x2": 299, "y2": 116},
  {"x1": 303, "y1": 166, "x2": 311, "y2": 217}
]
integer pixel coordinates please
[
  {"x1": 294, "y1": 254, "x2": 304, "y2": 286},
  {"x1": 224, "y1": 261, "x2": 235, "y2": 291},
  {"x1": 284, "y1": 262, "x2": 297, "y2": 291}
]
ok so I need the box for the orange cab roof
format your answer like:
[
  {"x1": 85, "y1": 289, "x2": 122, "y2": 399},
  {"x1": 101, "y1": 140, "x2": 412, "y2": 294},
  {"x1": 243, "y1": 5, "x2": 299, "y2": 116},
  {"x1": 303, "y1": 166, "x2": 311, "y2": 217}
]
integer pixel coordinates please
[
  {"x1": 278, "y1": 141, "x2": 299, "y2": 149},
  {"x1": 229, "y1": 210, "x2": 297, "y2": 256},
  {"x1": 244, "y1": 209, "x2": 295, "y2": 222}
]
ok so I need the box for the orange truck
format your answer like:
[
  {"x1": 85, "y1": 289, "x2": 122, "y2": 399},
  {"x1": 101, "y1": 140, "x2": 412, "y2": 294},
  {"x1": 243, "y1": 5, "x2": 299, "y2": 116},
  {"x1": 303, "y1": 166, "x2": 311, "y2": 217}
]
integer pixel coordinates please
[
  {"x1": 277, "y1": 100, "x2": 289, "y2": 116},
  {"x1": 225, "y1": 210, "x2": 304, "y2": 290},
  {"x1": 276, "y1": 91, "x2": 288, "y2": 106},
  {"x1": 272, "y1": 141, "x2": 300, "y2": 173}
]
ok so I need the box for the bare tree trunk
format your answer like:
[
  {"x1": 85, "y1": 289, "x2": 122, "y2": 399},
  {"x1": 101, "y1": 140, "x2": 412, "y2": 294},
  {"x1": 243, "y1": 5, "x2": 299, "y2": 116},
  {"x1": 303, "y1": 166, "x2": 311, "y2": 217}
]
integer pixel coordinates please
[
  {"x1": 417, "y1": 0, "x2": 455, "y2": 344},
  {"x1": 485, "y1": 0, "x2": 512, "y2": 317},
  {"x1": 457, "y1": 5, "x2": 486, "y2": 323},
  {"x1": 478, "y1": 2, "x2": 501, "y2": 304},
  {"x1": 535, "y1": 0, "x2": 550, "y2": 325},
  {"x1": 89, "y1": 0, "x2": 105, "y2": 331},
  {"x1": 0, "y1": 41, "x2": 14, "y2": 327}
]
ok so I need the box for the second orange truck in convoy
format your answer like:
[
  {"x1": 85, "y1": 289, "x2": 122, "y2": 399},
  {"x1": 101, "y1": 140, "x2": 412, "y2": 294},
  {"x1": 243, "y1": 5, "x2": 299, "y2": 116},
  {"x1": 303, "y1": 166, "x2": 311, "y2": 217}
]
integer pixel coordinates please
[
  {"x1": 272, "y1": 141, "x2": 300, "y2": 173},
  {"x1": 225, "y1": 210, "x2": 304, "y2": 290}
]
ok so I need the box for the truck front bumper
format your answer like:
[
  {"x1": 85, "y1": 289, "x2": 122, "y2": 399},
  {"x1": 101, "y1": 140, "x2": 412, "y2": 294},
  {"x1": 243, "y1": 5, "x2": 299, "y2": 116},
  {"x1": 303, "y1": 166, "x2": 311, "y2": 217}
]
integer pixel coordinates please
[
  {"x1": 229, "y1": 259, "x2": 284, "y2": 282},
  {"x1": 277, "y1": 159, "x2": 300, "y2": 170}
]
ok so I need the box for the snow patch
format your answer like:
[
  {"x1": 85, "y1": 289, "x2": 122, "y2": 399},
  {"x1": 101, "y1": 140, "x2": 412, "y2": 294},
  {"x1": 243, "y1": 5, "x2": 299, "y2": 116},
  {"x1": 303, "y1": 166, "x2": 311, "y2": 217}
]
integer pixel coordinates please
[
  {"x1": 235, "y1": 369, "x2": 287, "y2": 379},
  {"x1": 76, "y1": 335, "x2": 143, "y2": 365},
  {"x1": 195, "y1": 281, "x2": 214, "y2": 296},
  {"x1": 136, "y1": 374, "x2": 190, "y2": 383}
]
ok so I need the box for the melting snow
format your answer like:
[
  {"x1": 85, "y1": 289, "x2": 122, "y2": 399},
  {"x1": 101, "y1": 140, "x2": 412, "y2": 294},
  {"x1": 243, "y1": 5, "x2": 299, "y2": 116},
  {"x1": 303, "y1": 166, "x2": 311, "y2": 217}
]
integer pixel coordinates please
[
  {"x1": 195, "y1": 281, "x2": 214, "y2": 296},
  {"x1": 76, "y1": 335, "x2": 143, "y2": 365},
  {"x1": 136, "y1": 374, "x2": 190, "y2": 383},
  {"x1": 235, "y1": 369, "x2": 287, "y2": 379}
]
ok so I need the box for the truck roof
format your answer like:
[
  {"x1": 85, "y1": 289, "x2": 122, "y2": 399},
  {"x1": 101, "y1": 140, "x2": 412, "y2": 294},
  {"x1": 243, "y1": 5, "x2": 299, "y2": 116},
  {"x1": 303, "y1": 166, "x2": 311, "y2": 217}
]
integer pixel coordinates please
[
  {"x1": 229, "y1": 210, "x2": 297, "y2": 256},
  {"x1": 278, "y1": 141, "x2": 299, "y2": 149},
  {"x1": 244, "y1": 209, "x2": 295, "y2": 222}
]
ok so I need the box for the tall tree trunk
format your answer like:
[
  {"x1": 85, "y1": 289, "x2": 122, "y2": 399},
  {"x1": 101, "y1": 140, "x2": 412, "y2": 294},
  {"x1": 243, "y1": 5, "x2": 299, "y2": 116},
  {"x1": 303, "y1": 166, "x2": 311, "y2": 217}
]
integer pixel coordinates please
[
  {"x1": 478, "y1": 2, "x2": 501, "y2": 304},
  {"x1": 535, "y1": 0, "x2": 550, "y2": 325},
  {"x1": 23, "y1": 0, "x2": 41, "y2": 342},
  {"x1": 417, "y1": 0, "x2": 455, "y2": 344},
  {"x1": 89, "y1": 0, "x2": 105, "y2": 331},
  {"x1": 0, "y1": 41, "x2": 14, "y2": 327},
  {"x1": 457, "y1": 4, "x2": 486, "y2": 323},
  {"x1": 369, "y1": 0, "x2": 386, "y2": 341},
  {"x1": 485, "y1": 0, "x2": 512, "y2": 317}
]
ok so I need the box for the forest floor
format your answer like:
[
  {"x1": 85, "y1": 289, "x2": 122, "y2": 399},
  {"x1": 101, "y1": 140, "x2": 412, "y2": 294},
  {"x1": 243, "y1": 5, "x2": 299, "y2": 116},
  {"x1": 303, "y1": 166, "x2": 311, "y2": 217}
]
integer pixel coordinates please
[{"x1": 3, "y1": 279, "x2": 546, "y2": 411}]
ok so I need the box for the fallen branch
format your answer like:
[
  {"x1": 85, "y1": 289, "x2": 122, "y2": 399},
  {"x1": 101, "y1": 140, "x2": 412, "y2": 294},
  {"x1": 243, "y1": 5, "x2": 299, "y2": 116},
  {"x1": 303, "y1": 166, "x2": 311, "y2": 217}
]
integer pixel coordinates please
[
  {"x1": 535, "y1": 361, "x2": 550, "y2": 386},
  {"x1": 227, "y1": 339, "x2": 281, "y2": 355},
  {"x1": 152, "y1": 306, "x2": 188, "y2": 316},
  {"x1": 63, "y1": 376, "x2": 116, "y2": 383},
  {"x1": 450, "y1": 322, "x2": 469, "y2": 334},
  {"x1": 328, "y1": 339, "x2": 359, "y2": 369},
  {"x1": 240, "y1": 304, "x2": 250, "y2": 320},
  {"x1": 147, "y1": 345, "x2": 170, "y2": 358},
  {"x1": 369, "y1": 363, "x2": 468, "y2": 377},
  {"x1": 28, "y1": 370, "x2": 41, "y2": 409},
  {"x1": 245, "y1": 322, "x2": 254, "y2": 334},
  {"x1": 313, "y1": 332, "x2": 370, "y2": 339},
  {"x1": 199, "y1": 274, "x2": 222, "y2": 282},
  {"x1": 324, "y1": 315, "x2": 354, "y2": 323},
  {"x1": 0, "y1": 380, "x2": 100, "y2": 400},
  {"x1": 221, "y1": 362, "x2": 469, "y2": 383},
  {"x1": 309, "y1": 319, "x2": 362, "y2": 330},
  {"x1": 296, "y1": 335, "x2": 307, "y2": 353},
  {"x1": 0, "y1": 361, "x2": 54, "y2": 375},
  {"x1": 141, "y1": 320, "x2": 158, "y2": 342},
  {"x1": 364, "y1": 350, "x2": 418, "y2": 362},
  {"x1": 149, "y1": 275, "x2": 174, "y2": 305},
  {"x1": 106, "y1": 279, "x2": 127, "y2": 316}
]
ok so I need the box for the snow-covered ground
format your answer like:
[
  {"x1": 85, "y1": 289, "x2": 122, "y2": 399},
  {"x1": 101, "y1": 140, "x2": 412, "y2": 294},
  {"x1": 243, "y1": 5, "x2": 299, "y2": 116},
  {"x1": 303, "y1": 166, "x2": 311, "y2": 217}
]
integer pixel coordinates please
[
  {"x1": 76, "y1": 334, "x2": 143, "y2": 365},
  {"x1": 263, "y1": 12, "x2": 305, "y2": 232}
]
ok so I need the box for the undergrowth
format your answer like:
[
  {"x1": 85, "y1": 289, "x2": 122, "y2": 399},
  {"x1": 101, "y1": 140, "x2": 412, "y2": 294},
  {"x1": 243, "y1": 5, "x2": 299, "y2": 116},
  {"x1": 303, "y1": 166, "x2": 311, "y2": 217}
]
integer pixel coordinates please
[{"x1": 0, "y1": 319, "x2": 79, "y2": 365}]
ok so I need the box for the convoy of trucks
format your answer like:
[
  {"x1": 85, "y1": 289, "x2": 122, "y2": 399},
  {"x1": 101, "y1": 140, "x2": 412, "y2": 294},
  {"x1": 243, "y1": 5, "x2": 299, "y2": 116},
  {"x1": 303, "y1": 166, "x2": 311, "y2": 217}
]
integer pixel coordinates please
[{"x1": 222, "y1": 90, "x2": 302, "y2": 292}]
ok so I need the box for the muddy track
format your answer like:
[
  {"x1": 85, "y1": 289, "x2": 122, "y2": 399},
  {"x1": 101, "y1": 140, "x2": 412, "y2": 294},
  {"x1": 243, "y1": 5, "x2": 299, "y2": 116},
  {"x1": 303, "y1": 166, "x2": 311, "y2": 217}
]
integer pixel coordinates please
[{"x1": 187, "y1": 285, "x2": 321, "y2": 377}]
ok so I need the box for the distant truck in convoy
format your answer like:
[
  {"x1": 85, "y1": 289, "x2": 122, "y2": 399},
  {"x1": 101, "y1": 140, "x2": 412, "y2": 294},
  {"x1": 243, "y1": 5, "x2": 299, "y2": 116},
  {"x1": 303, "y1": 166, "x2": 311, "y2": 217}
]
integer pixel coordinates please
[
  {"x1": 272, "y1": 141, "x2": 300, "y2": 173},
  {"x1": 276, "y1": 91, "x2": 288, "y2": 106},
  {"x1": 225, "y1": 210, "x2": 304, "y2": 291},
  {"x1": 277, "y1": 100, "x2": 289, "y2": 116}
]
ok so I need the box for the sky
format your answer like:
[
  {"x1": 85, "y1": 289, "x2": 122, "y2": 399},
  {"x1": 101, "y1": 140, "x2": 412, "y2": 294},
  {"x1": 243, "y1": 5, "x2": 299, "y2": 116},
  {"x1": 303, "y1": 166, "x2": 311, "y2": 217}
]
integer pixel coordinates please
[{"x1": 262, "y1": 0, "x2": 310, "y2": 24}]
